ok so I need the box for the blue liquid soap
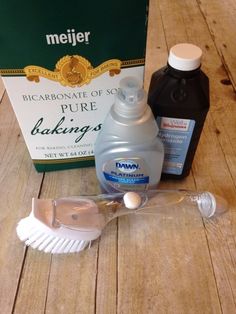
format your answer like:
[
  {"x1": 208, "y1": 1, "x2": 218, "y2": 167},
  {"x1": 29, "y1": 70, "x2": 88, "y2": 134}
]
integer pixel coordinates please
[
  {"x1": 148, "y1": 43, "x2": 210, "y2": 179},
  {"x1": 94, "y1": 77, "x2": 164, "y2": 193}
]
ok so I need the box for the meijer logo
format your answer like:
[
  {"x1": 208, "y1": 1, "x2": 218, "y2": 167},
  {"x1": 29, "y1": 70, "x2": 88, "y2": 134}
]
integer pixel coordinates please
[
  {"x1": 46, "y1": 29, "x2": 91, "y2": 46},
  {"x1": 116, "y1": 160, "x2": 139, "y2": 173}
]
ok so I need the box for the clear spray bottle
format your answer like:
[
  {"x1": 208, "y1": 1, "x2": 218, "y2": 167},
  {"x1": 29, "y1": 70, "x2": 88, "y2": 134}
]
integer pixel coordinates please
[{"x1": 94, "y1": 77, "x2": 164, "y2": 193}]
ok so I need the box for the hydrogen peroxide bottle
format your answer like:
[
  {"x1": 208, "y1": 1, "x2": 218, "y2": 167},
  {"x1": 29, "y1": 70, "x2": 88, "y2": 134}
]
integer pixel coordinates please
[
  {"x1": 94, "y1": 77, "x2": 164, "y2": 193},
  {"x1": 148, "y1": 43, "x2": 210, "y2": 179}
]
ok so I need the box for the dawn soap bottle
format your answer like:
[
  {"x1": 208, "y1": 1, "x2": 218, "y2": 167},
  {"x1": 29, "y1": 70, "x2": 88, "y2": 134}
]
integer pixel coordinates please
[{"x1": 94, "y1": 77, "x2": 164, "y2": 193}]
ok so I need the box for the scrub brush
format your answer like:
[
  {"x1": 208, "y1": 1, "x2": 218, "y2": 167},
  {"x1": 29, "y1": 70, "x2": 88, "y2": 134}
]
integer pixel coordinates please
[{"x1": 16, "y1": 189, "x2": 227, "y2": 254}]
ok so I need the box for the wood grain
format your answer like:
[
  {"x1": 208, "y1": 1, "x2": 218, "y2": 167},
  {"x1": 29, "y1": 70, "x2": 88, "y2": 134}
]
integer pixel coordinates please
[
  {"x1": 1, "y1": 1, "x2": 236, "y2": 313},
  {"x1": 0, "y1": 77, "x2": 4, "y2": 101},
  {"x1": 198, "y1": 0, "x2": 236, "y2": 90},
  {"x1": 154, "y1": 1, "x2": 236, "y2": 313},
  {"x1": 0, "y1": 93, "x2": 44, "y2": 313}
]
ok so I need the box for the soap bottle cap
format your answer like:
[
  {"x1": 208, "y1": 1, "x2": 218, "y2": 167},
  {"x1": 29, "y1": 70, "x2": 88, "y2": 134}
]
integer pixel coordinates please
[
  {"x1": 114, "y1": 77, "x2": 147, "y2": 119},
  {"x1": 168, "y1": 43, "x2": 202, "y2": 71}
]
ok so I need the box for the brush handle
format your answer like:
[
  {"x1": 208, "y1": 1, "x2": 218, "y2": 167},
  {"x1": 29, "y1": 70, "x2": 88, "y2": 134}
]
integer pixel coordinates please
[
  {"x1": 46, "y1": 190, "x2": 227, "y2": 231},
  {"x1": 131, "y1": 190, "x2": 228, "y2": 218},
  {"x1": 111, "y1": 190, "x2": 228, "y2": 220}
]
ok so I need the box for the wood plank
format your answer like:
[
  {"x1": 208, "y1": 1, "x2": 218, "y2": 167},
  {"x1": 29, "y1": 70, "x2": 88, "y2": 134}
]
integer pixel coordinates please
[
  {"x1": 116, "y1": 1, "x2": 222, "y2": 313},
  {"x1": 46, "y1": 248, "x2": 98, "y2": 314},
  {"x1": 13, "y1": 168, "x2": 114, "y2": 314},
  {"x1": 193, "y1": 117, "x2": 236, "y2": 313},
  {"x1": 7, "y1": 1, "x2": 236, "y2": 313},
  {"x1": 12, "y1": 250, "x2": 52, "y2": 314},
  {"x1": 155, "y1": 0, "x2": 236, "y2": 313},
  {"x1": 95, "y1": 219, "x2": 117, "y2": 314},
  {"x1": 42, "y1": 169, "x2": 100, "y2": 314},
  {"x1": 196, "y1": 0, "x2": 236, "y2": 183},
  {"x1": 198, "y1": 0, "x2": 236, "y2": 90},
  {"x1": 0, "y1": 77, "x2": 5, "y2": 102},
  {"x1": 41, "y1": 170, "x2": 117, "y2": 314},
  {"x1": 118, "y1": 213, "x2": 222, "y2": 314},
  {"x1": 0, "y1": 93, "x2": 43, "y2": 313}
]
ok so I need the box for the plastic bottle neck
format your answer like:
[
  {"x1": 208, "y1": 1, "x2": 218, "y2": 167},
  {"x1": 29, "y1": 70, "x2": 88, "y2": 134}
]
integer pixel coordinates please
[
  {"x1": 166, "y1": 63, "x2": 201, "y2": 79},
  {"x1": 113, "y1": 77, "x2": 147, "y2": 119}
]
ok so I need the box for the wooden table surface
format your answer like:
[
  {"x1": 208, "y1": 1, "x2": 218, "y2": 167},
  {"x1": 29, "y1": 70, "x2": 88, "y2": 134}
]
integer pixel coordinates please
[{"x1": 1, "y1": 1, "x2": 236, "y2": 313}]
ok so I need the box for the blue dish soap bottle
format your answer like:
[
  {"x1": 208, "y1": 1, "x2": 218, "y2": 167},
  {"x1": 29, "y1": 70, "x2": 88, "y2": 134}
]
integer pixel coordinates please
[
  {"x1": 94, "y1": 77, "x2": 164, "y2": 193},
  {"x1": 148, "y1": 43, "x2": 210, "y2": 179}
]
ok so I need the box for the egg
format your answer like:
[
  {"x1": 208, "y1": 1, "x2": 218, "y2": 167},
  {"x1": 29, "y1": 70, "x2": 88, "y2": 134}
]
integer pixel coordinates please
[{"x1": 123, "y1": 192, "x2": 142, "y2": 210}]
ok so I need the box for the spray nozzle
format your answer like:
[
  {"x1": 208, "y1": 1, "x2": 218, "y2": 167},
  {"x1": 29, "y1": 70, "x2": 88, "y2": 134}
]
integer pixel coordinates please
[
  {"x1": 114, "y1": 77, "x2": 147, "y2": 118},
  {"x1": 119, "y1": 77, "x2": 142, "y2": 104}
]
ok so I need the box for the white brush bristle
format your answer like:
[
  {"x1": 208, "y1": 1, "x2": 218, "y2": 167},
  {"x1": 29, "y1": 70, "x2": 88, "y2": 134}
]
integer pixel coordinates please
[{"x1": 16, "y1": 215, "x2": 93, "y2": 254}]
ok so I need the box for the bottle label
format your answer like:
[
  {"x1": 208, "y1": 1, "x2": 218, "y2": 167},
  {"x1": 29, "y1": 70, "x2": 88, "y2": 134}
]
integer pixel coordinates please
[
  {"x1": 157, "y1": 117, "x2": 195, "y2": 175},
  {"x1": 103, "y1": 157, "x2": 149, "y2": 191}
]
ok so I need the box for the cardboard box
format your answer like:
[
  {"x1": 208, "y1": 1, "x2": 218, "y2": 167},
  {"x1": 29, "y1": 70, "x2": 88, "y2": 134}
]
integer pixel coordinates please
[{"x1": 0, "y1": 0, "x2": 149, "y2": 171}]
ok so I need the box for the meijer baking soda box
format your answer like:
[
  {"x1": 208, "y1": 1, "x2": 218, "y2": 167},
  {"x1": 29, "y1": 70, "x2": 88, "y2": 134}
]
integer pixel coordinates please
[{"x1": 0, "y1": 0, "x2": 148, "y2": 171}]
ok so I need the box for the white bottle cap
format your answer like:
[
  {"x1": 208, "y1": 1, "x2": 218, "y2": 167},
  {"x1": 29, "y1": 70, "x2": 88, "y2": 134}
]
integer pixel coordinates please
[
  {"x1": 168, "y1": 43, "x2": 202, "y2": 71},
  {"x1": 114, "y1": 77, "x2": 147, "y2": 119}
]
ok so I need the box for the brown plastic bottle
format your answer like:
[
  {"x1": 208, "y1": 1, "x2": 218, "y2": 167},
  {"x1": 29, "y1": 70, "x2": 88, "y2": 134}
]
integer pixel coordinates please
[{"x1": 148, "y1": 43, "x2": 209, "y2": 179}]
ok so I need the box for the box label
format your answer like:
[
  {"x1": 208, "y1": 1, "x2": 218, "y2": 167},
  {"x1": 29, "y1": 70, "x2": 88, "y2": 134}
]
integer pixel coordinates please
[
  {"x1": 0, "y1": 0, "x2": 148, "y2": 171},
  {"x1": 3, "y1": 67, "x2": 143, "y2": 161},
  {"x1": 157, "y1": 117, "x2": 195, "y2": 175}
]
